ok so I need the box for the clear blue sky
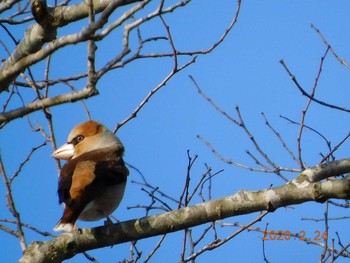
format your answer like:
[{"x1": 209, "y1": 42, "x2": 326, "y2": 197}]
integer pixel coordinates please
[{"x1": 2, "y1": 1, "x2": 350, "y2": 262}]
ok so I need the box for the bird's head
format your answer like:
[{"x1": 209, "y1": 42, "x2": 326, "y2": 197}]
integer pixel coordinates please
[{"x1": 52, "y1": 120, "x2": 123, "y2": 160}]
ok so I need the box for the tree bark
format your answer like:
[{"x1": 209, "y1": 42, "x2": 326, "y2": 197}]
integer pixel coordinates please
[
  {"x1": 0, "y1": 0, "x2": 141, "y2": 92},
  {"x1": 19, "y1": 159, "x2": 350, "y2": 262}
]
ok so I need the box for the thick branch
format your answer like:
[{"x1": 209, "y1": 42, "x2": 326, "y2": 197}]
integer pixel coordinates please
[
  {"x1": 294, "y1": 158, "x2": 350, "y2": 183},
  {"x1": 0, "y1": 85, "x2": 97, "y2": 127},
  {"x1": 19, "y1": 160, "x2": 350, "y2": 262},
  {"x1": 0, "y1": 0, "x2": 141, "y2": 92}
]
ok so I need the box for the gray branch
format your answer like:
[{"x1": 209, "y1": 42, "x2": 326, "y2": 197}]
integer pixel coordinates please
[
  {"x1": 18, "y1": 158, "x2": 350, "y2": 263},
  {"x1": 0, "y1": 85, "x2": 97, "y2": 127},
  {"x1": 0, "y1": 0, "x2": 141, "y2": 92}
]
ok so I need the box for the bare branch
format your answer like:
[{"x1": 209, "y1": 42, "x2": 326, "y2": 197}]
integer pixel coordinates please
[
  {"x1": 11, "y1": 140, "x2": 47, "y2": 182},
  {"x1": 0, "y1": 154, "x2": 27, "y2": 251},
  {"x1": 261, "y1": 112, "x2": 300, "y2": 165},
  {"x1": 0, "y1": 0, "x2": 141, "y2": 91},
  {"x1": 279, "y1": 59, "x2": 350, "y2": 113},
  {"x1": 311, "y1": 23, "x2": 350, "y2": 71},
  {"x1": 114, "y1": 56, "x2": 197, "y2": 132},
  {"x1": 296, "y1": 47, "x2": 330, "y2": 169},
  {"x1": 197, "y1": 134, "x2": 301, "y2": 174},
  {"x1": 0, "y1": 85, "x2": 97, "y2": 127},
  {"x1": 19, "y1": 160, "x2": 350, "y2": 262},
  {"x1": 184, "y1": 212, "x2": 268, "y2": 262},
  {"x1": 0, "y1": 219, "x2": 54, "y2": 237},
  {"x1": 191, "y1": 75, "x2": 297, "y2": 179},
  {"x1": 320, "y1": 132, "x2": 350, "y2": 164},
  {"x1": 144, "y1": 234, "x2": 166, "y2": 263}
]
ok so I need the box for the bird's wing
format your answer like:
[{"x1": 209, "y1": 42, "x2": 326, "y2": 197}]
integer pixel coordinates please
[{"x1": 56, "y1": 148, "x2": 129, "y2": 226}]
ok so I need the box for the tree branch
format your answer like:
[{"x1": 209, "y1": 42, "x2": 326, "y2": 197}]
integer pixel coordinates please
[
  {"x1": 0, "y1": 0, "x2": 141, "y2": 92},
  {"x1": 19, "y1": 158, "x2": 350, "y2": 262},
  {"x1": 293, "y1": 158, "x2": 350, "y2": 183},
  {"x1": 279, "y1": 59, "x2": 350, "y2": 113},
  {"x1": 0, "y1": 85, "x2": 97, "y2": 127}
]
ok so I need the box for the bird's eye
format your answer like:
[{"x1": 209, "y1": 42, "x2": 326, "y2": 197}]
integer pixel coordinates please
[
  {"x1": 76, "y1": 135, "x2": 84, "y2": 142},
  {"x1": 72, "y1": 135, "x2": 84, "y2": 145}
]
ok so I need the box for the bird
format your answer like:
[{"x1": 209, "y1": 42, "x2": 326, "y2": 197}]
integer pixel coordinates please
[{"x1": 51, "y1": 120, "x2": 129, "y2": 232}]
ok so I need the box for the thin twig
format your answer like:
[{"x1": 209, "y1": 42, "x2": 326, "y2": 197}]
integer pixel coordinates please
[
  {"x1": 297, "y1": 47, "x2": 330, "y2": 169},
  {"x1": 262, "y1": 223, "x2": 270, "y2": 263},
  {"x1": 184, "y1": 211, "x2": 269, "y2": 262},
  {"x1": 114, "y1": 56, "x2": 197, "y2": 132},
  {"x1": 311, "y1": 23, "x2": 350, "y2": 71},
  {"x1": 319, "y1": 200, "x2": 329, "y2": 261},
  {"x1": 0, "y1": 154, "x2": 27, "y2": 251},
  {"x1": 279, "y1": 59, "x2": 350, "y2": 113},
  {"x1": 261, "y1": 112, "x2": 300, "y2": 165},
  {"x1": 178, "y1": 151, "x2": 197, "y2": 208},
  {"x1": 0, "y1": 219, "x2": 54, "y2": 237},
  {"x1": 144, "y1": 234, "x2": 166, "y2": 263},
  {"x1": 11, "y1": 141, "x2": 47, "y2": 182},
  {"x1": 320, "y1": 132, "x2": 350, "y2": 164}
]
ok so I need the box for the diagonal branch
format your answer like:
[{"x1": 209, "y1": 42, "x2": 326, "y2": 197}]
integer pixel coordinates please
[
  {"x1": 310, "y1": 23, "x2": 350, "y2": 71},
  {"x1": 0, "y1": 153, "x2": 27, "y2": 251},
  {"x1": 0, "y1": 85, "x2": 97, "y2": 127},
  {"x1": 19, "y1": 158, "x2": 350, "y2": 263},
  {"x1": 279, "y1": 59, "x2": 350, "y2": 113},
  {"x1": 0, "y1": 0, "x2": 141, "y2": 92}
]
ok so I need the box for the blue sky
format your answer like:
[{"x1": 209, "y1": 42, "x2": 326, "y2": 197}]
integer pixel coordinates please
[{"x1": 2, "y1": 1, "x2": 350, "y2": 262}]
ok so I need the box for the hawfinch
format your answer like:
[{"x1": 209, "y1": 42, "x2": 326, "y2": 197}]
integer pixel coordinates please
[{"x1": 51, "y1": 120, "x2": 129, "y2": 232}]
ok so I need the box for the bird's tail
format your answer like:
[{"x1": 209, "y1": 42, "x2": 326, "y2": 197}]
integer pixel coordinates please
[{"x1": 53, "y1": 220, "x2": 74, "y2": 232}]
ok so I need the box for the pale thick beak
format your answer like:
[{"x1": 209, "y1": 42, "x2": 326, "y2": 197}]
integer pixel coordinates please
[{"x1": 51, "y1": 143, "x2": 75, "y2": 160}]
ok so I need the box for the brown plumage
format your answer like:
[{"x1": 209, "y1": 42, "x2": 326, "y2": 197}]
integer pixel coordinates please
[{"x1": 52, "y1": 120, "x2": 129, "y2": 232}]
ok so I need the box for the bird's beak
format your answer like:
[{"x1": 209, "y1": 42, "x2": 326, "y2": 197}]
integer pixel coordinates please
[{"x1": 51, "y1": 143, "x2": 75, "y2": 160}]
